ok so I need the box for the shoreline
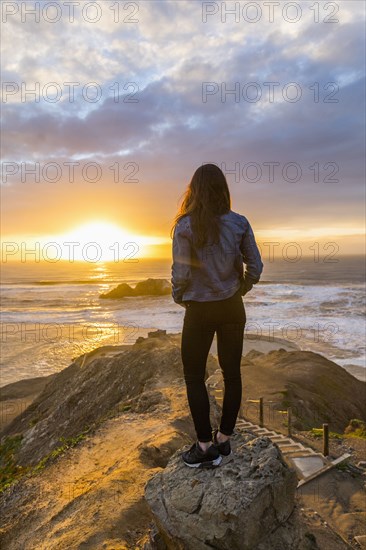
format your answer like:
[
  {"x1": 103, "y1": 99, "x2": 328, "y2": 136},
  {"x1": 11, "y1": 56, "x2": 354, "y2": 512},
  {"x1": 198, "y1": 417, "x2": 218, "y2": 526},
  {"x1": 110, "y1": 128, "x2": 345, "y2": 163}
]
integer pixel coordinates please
[{"x1": 1, "y1": 331, "x2": 364, "y2": 392}]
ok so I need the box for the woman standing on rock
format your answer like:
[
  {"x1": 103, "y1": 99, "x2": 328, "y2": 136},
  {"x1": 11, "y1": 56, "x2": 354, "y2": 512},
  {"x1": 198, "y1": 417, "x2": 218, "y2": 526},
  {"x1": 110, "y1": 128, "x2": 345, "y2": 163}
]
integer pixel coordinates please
[{"x1": 171, "y1": 163, "x2": 263, "y2": 468}]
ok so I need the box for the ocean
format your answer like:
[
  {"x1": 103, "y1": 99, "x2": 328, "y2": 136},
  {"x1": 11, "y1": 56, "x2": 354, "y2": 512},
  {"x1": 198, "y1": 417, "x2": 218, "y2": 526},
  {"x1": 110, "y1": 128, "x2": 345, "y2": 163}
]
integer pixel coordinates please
[{"x1": 1, "y1": 256, "x2": 365, "y2": 387}]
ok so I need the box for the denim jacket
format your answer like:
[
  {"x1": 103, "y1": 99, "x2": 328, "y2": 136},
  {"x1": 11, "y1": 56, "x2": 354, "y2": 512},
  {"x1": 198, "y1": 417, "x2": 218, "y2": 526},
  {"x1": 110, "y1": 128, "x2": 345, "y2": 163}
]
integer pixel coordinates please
[{"x1": 171, "y1": 210, "x2": 263, "y2": 305}]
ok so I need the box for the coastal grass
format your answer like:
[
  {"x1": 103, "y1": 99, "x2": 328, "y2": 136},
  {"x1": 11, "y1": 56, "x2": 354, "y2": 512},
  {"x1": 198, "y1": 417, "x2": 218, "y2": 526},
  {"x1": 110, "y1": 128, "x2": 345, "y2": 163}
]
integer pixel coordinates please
[
  {"x1": 344, "y1": 419, "x2": 366, "y2": 439},
  {"x1": 0, "y1": 429, "x2": 92, "y2": 493},
  {"x1": 344, "y1": 431, "x2": 366, "y2": 439},
  {"x1": 32, "y1": 431, "x2": 91, "y2": 474},
  {"x1": 309, "y1": 418, "x2": 366, "y2": 441},
  {"x1": 309, "y1": 428, "x2": 343, "y2": 439},
  {"x1": 0, "y1": 401, "x2": 134, "y2": 494},
  {"x1": 0, "y1": 434, "x2": 31, "y2": 493}
]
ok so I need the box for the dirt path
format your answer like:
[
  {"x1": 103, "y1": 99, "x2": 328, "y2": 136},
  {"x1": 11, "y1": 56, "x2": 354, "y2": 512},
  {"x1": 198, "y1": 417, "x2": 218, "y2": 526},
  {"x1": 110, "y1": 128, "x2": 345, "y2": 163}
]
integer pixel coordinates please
[{"x1": 0, "y1": 385, "x2": 194, "y2": 549}]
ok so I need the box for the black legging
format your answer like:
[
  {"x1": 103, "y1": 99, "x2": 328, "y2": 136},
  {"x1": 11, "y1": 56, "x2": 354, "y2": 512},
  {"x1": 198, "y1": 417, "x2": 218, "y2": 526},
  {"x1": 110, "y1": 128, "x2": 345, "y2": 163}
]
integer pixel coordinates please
[{"x1": 181, "y1": 288, "x2": 246, "y2": 442}]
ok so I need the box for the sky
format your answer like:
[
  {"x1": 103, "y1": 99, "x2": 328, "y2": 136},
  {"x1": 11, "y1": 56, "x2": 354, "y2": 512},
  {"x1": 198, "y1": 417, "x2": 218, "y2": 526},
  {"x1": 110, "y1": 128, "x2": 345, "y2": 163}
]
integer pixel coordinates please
[{"x1": 1, "y1": 0, "x2": 365, "y2": 260}]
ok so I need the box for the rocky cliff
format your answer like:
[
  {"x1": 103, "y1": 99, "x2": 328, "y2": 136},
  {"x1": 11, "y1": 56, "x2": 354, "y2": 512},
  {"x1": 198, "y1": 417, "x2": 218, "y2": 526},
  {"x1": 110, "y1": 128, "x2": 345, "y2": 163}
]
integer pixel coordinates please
[
  {"x1": 233, "y1": 348, "x2": 366, "y2": 432},
  {"x1": 1, "y1": 331, "x2": 363, "y2": 548}
]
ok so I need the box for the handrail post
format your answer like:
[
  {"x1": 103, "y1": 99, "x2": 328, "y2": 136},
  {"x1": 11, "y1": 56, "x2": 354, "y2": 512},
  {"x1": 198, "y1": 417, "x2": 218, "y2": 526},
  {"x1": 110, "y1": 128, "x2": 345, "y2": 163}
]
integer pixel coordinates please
[
  {"x1": 323, "y1": 423, "x2": 329, "y2": 456},
  {"x1": 287, "y1": 407, "x2": 292, "y2": 437},
  {"x1": 259, "y1": 397, "x2": 264, "y2": 427}
]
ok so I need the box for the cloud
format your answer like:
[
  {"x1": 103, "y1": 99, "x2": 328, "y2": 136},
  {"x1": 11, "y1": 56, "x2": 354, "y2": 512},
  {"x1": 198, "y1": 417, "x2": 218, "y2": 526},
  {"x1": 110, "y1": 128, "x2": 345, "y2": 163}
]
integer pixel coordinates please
[{"x1": 1, "y1": 0, "x2": 365, "y2": 240}]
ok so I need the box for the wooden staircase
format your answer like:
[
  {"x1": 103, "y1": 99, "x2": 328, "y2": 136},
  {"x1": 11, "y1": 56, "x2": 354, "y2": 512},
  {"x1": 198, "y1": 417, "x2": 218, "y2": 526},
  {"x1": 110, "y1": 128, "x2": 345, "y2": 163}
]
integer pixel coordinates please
[
  {"x1": 234, "y1": 418, "x2": 350, "y2": 487},
  {"x1": 212, "y1": 388, "x2": 351, "y2": 487}
]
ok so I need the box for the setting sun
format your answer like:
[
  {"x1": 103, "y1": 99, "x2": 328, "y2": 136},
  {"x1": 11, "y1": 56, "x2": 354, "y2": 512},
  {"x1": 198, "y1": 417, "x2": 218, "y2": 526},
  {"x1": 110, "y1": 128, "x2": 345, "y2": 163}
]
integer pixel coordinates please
[
  {"x1": 49, "y1": 221, "x2": 169, "y2": 262},
  {"x1": 1, "y1": 221, "x2": 169, "y2": 263},
  {"x1": 59, "y1": 221, "x2": 141, "y2": 262},
  {"x1": 63, "y1": 221, "x2": 134, "y2": 243}
]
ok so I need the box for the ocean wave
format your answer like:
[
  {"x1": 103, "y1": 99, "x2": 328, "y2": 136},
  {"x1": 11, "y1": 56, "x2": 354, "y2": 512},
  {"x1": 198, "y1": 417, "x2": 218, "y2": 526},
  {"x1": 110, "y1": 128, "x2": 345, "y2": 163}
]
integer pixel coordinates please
[{"x1": 1, "y1": 275, "x2": 365, "y2": 384}]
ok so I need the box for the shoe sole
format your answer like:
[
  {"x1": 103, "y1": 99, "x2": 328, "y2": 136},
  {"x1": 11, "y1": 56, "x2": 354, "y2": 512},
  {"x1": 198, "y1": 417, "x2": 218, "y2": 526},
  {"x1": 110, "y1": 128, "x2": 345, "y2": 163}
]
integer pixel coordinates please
[
  {"x1": 183, "y1": 455, "x2": 222, "y2": 468},
  {"x1": 219, "y1": 449, "x2": 232, "y2": 457}
]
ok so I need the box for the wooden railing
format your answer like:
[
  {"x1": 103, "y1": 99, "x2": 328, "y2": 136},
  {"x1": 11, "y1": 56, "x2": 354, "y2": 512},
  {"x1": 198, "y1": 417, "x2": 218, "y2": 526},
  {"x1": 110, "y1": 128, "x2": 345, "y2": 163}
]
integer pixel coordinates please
[{"x1": 216, "y1": 390, "x2": 330, "y2": 456}]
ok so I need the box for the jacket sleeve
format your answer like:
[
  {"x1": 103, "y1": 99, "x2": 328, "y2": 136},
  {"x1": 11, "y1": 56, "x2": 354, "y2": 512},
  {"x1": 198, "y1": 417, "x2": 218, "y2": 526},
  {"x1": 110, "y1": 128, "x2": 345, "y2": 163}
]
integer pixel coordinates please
[
  {"x1": 171, "y1": 221, "x2": 191, "y2": 305},
  {"x1": 240, "y1": 220, "x2": 263, "y2": 294}
]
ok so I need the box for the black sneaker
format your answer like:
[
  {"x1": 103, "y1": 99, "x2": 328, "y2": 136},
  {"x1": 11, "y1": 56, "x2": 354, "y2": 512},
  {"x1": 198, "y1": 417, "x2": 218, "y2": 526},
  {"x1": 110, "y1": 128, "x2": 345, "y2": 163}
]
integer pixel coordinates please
[
  {"x1": 182, "y1": 441, "x2": 222, "y2": 468},
  {"x1": 212, "y1": 428, "x2": 232, "y2": 456}
]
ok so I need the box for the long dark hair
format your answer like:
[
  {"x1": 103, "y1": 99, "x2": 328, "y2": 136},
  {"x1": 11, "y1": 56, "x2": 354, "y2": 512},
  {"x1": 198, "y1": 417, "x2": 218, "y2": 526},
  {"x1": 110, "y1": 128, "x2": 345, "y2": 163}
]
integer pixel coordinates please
[{"x1": 170, "y1": 164, "x2": 231, "y2": 248}]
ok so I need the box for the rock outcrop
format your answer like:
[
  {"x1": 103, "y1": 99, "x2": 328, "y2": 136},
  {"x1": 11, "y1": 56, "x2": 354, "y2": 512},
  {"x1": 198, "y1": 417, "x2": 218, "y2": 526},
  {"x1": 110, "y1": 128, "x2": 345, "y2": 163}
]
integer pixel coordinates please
[
  {"x1": 144, "y1": 433, "x2": 311, "y2": 550},
  {"x1": 100, "y1": 278, "x2": 171, "y2": 299}
]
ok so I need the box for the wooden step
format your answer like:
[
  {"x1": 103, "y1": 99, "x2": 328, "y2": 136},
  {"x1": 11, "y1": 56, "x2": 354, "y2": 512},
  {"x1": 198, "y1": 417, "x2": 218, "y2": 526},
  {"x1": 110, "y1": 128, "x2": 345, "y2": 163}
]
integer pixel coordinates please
[
  {"x1": 287, "y1": 452, "x2": 322, "y2": 463},
  {"x1": 276, "y1": 444, "x2": 305, "y2": 451},
  {"x1": 234, "y1": 419, "x2": 340, "y2": 485}
]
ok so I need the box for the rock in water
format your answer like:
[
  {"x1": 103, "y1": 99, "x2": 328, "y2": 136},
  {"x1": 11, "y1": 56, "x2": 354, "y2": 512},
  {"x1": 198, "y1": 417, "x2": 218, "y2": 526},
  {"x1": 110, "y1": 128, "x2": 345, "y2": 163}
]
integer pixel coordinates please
[
  {"x1": 133, "y1": 278, "x2": 171, "y2": 296},
  {"x1": 100, "y1": 278, "x2": 171, "y2": 299},
  {"x1": 100, "y1": 282, "x2": 135, "y2": 298},
  {"x1": 144, "y1": 434, "x2": 301, "y2": 550}
]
